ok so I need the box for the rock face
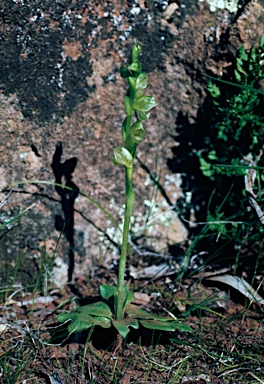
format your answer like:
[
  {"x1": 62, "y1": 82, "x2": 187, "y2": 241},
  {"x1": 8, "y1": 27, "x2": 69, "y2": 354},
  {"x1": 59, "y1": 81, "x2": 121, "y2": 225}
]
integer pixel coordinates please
[{"x1": 0, "y1": 1, "x2": 263, "y2": 286}]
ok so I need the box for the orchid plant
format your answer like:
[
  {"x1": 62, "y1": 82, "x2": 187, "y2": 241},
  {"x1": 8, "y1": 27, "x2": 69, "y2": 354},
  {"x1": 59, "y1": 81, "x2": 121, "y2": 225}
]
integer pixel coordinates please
[{"x1": 58, "y1": 43, "x2": 192, "y2": 338}]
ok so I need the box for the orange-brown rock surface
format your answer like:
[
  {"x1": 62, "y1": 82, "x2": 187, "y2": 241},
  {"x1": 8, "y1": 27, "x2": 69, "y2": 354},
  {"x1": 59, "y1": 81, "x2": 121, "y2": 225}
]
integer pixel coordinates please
[{"x1": 0, "y1": 1, "x2": 263, "y2": 285}]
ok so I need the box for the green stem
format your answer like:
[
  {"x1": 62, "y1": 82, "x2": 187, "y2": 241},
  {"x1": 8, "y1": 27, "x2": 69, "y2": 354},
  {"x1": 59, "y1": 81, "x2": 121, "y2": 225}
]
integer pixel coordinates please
[{"x1": 116, "y1": 165, "x2": 135, "y2": 320}]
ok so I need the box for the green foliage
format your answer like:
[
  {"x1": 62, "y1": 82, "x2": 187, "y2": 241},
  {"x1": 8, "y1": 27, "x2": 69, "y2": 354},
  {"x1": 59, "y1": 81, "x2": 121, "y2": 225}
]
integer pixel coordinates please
[
  {"x1": 199, "y1": 35, "x2": 264, "y2": 181},
  {"x1": 197, "y1": 35, "x2": 264, "y2": 245},
  {"x1": 57, "y1": 43, "x2": 192, "y2": 339}
]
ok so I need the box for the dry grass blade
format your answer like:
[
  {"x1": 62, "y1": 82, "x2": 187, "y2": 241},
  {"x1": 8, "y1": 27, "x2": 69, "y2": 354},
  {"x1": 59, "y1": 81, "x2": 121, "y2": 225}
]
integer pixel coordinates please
[{"x1": 206, "y1": 274, "x2": 264, "y2": 304}]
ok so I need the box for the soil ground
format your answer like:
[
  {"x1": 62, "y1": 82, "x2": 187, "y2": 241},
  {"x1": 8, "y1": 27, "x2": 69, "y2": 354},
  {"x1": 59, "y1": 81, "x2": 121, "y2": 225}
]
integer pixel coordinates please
[{"x1": 1, "y1": 257, "x2": 263, "y2": 384}]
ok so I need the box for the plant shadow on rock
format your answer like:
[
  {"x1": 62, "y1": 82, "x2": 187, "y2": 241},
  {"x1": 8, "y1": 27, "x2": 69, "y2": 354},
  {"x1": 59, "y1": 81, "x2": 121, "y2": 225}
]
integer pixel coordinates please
[
  {"x1": 51, "y1": 142, "x2": 79, "y2": 282},
  {"x1": 167, "y1": 99, "x2": 262, "y2": 274}
]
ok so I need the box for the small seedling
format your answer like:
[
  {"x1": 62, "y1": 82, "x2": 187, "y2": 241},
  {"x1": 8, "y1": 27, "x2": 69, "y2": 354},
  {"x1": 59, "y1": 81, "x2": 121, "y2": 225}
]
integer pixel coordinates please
[{"x1": 58, "y1": 43, "x2": 192, "y2": 339}]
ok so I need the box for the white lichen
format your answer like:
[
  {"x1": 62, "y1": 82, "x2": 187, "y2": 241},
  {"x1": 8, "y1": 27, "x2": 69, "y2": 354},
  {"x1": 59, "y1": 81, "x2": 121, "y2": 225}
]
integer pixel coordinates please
[
  {"x1": 199, "y1": 0, "x2": 239, "y2": 13},
  {"x1": 130, "y1": 6, "x2": 141, "y2": 16},
  {"x1": 101, "y1": 188, "x2": 181, "y2": 255}
]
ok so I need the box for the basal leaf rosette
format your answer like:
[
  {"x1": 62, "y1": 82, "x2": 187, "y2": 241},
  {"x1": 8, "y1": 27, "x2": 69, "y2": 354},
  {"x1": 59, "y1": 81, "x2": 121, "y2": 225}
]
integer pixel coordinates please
[{"x1": 57, "y1": 299, "x2": 193, "y2": 338}]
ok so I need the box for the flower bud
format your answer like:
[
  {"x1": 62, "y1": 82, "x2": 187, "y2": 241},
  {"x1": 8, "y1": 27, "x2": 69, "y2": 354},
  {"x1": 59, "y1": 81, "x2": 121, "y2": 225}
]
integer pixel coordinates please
[
  {"x1": 130, "y1": 120, "x2": 145, "y2": 144},
  {"x1": 135, "y1": 73, "x2": 147, "y2": 89},
  {"x1": 128, "y1": 60, "x2": 142, "y2": 73},
  {"x1": 133, "y1": 96, "x2": 157, "y2": 112},
  {"x1": 112, "y1": 146, "x2": 133, "y2": 168},
  {"x1": 131, "y1": 43, "x2": 141, "y2": 63}
]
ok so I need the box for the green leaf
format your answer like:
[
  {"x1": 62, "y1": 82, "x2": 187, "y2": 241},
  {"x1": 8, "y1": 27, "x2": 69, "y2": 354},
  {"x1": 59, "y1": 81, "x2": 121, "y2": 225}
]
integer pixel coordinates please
[
  {"x1": 122, "y1": 118, "x2": 128, "y2": 143},
  {"x1": 69, "y1": 316, "x2": 112, "y2": 333},
  {"x1": 119, "y1": 287, "x2": 135, "y2": 314},
  {"x1": 120, "y1": 66, "x2": 131, "y2": 79},
  {"x1": 57, "y1": 303, "x2": 113, "y2": 333},
  {"x1": 236, "y1": 62, "x2": 247, "y2": 74},
  {"x1": 250, "y1": 47, "x2": 256, "y2": 61},
  {"x1": 139, "y1": 319, "x2": 174, "y2": 331},
  {"x1": 124, "y1": 96, "x2": 133, "y2": 116},
  {"x1": 208, "y1": 150, "x2": 218, "y2": 160},
  {"x1": 100, "y1": 285, "x2": 117, "y2": 300},
  {"x1": 67, "y1": 317, "x2": 95, "y2": 332},
  {"x1": 126, "y1": 290, "x2": 135, "y2": 305},
  {"x1": 199, "y1": 157, "x2": 215, "y2": 179},
  {"x1": 217, "y1": 131, "x2": 228, "y2": 141},
  {"x1": 238, "y1": 45, "x2": 248, "y2": 61},
  {"x1": 207, "y1": 80, "x2": 220, "y2": 98},
  {"x1": 234, "y1": 69, "x2": 242, "y2": 82},
  {"x1": 112, "y1": 146, "x2": 133, "y2": 168},
  {"x1": 76, "y1": 302, "x2": 113, "y2": 318},
  {"x1": 113, "y1": 317, "x2": 139, "y2": 338},
  {"x1": 133, "y1": 96, "x2": 157, "y2": 112},
  {"x1": 140, "y1": 319, "x2": 193, "y2": 332},
  {"x1": 171, "y1": 323, "x2": 193, "y2": 333},
  {"x1": 259, "y1": 34, "x2": 264, "y2": 48}
]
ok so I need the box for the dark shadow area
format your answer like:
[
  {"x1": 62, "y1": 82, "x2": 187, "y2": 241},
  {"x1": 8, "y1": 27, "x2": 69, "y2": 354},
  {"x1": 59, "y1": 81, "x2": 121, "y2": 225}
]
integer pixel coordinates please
[
  {"x1": 51, "y1": 142, "x2": 79, "y2": 282},
  {"x1": 49, "y1": 320, "x2": 172, "y2": 350}
]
